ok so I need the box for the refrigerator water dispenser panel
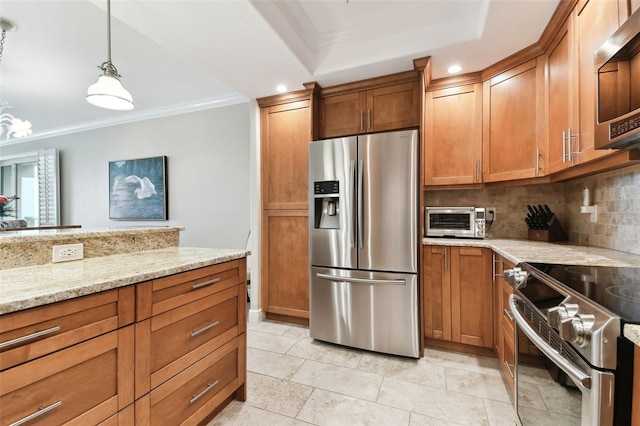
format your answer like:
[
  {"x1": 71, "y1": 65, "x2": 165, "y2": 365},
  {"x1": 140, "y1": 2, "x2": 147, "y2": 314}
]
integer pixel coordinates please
[{"x1": 314, "y1": 180, "x2": 340, "y2": 229}]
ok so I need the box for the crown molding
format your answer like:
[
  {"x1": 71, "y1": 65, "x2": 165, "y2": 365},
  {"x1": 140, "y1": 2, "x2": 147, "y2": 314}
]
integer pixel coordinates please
[{"x1": 0, "y1": 94, "x2": 248, "y2": 147}]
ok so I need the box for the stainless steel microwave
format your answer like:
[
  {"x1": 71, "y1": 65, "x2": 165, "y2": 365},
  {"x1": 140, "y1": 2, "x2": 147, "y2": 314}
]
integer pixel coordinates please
[
  {"x1": 594, "y1": 7, "x2": 640, "y2": 150},
  {"x1": 425, "y1": 207, "x2": 495, "y2": 239}
]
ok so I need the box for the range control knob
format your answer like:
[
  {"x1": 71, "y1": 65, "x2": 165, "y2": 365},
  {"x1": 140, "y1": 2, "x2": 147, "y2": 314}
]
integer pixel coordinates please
[
  {"x1": 503, "y1": 267, "x2": 528, "y2": 287},
  {"x1": 559, "y1": 313, "x2": 595, "y2": 347},
  {"x1": 547, "y1": 303, "x2": 579, "y2": 328}
]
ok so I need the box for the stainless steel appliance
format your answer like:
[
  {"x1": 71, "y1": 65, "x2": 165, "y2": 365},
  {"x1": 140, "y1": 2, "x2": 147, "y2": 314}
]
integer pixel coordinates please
[
  {"x1": 308, "y1": 129, "x2": 419, "y2": 358},
  {"x1": 594, "y1": 7, "x2": 640, "y2": 150},
  {"x1": 504, "y1": 263, "x2": 638, "y2": 425},
  {"x1": 425, "y1": 206, "x2": 495, "y2": 238}
]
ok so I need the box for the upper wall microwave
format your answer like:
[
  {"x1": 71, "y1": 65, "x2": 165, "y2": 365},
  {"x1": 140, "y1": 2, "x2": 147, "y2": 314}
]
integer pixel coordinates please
[{"x1": 594, "y1": 7, "x2": 640, "y2": 150}]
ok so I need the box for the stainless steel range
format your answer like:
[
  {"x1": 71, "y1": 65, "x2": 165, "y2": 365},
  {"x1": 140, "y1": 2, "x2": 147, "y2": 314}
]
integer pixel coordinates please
[{"x1": 504, "y1": 262, "x2": 639, "y2": 426}]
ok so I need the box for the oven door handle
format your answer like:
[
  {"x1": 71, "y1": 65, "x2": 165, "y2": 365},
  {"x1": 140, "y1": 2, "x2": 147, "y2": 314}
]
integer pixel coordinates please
[{"x1": 509, "y1": 294, "x2": 592, "y2": 390}]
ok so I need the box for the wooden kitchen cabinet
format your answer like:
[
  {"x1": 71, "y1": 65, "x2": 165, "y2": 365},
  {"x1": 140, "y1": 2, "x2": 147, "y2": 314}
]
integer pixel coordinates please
[
  {"x1": 424, "y1": 83, "x2": 483, "y2": 185},
  {"x1": 134, "y1": 260, "x2": 247, "y2": 425},
  {"x1": 320, "y1": 80, "x2": 420, "y2": 138},
  {"x1": 483, "y1": 58, "x2": 545, "y2": 182},
  {"x1": 423, "y1": 245, "x2": 493, "y2": 349},
  {"x1": 258, "y1": 86, "x2": 317, "y2": 324},
  {"x1": 0, "y1": 287, "x2": 135, "y2": 425}
]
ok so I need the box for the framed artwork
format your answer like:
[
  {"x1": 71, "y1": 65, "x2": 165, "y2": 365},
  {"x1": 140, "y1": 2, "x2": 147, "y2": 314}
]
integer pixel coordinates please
[{"x1": 109, "y1": 156, "x2": 167, "y2": 220}]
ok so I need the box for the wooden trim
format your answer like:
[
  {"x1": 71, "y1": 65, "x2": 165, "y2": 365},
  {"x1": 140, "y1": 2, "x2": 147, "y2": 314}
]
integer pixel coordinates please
[
  {"x1": 550, "y1": 150, "x2": 640, "y2": 181},
  {"x1": 118, "y1": 325, "x2": 135, "y2": 409},
  {"x1": 118, "y1": 286, "x2": 135, "y2": 327},
  {"x1": 257, "y1": 84, "x2": 317, "y2": 108},
  {"x1": 320, "y1": 69, "x2": 420, "y2": 96},
  {"x1": 265, "y1": 312, "x2": 310, "y2": 327},
  {"x1": 427, "y1": 72, "x2": 484, "y2": 91},
  {"x1": 481, "y1": 44, "x2": 544, "y2": 81},
  {"x1": 424, "y1": 337, "x2": 497, "y2": 358},
  {"x1": 538, "y1": 0, "x2": 579, "y2": 51}
]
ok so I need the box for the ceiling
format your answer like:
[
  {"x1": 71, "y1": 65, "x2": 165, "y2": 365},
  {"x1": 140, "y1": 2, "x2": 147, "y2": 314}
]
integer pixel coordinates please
[{"x1": 0, "y1": 0, "x2": 560, "y2": 145}]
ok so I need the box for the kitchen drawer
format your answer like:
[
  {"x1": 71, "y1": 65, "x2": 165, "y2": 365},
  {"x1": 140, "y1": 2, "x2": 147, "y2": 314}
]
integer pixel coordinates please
[
  {"x1": 0, "y1": 327, "x2": 134, "y2": 426},
  {"x1": 136, "y1": 261, "x2": 245, "y2": 320},
  {"x1": 0, "y1": 287, "x2": 134, "y2": 370},
  {"x1": 135, "y1": 336, "x2": 245, "y2": 426},
  {"x1": 136, "y1": 285, "x2": 245, "y2": 395}
]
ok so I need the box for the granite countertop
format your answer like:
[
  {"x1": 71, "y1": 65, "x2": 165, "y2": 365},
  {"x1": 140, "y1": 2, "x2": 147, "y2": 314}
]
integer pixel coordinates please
[
  {"x1": 0, "y1": 246, "x2": 249, "y2": 315},
  {"x1": 423, "y1": 237, "x2": 640, "y2": 267},
  {"x1": 0, "y1": 225, "x2": 185, "y2": 244}
]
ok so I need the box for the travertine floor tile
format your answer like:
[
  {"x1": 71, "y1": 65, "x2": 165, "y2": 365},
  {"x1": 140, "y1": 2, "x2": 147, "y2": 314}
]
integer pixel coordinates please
[
  {"x1": 287, "y1": 337, "x2": 362, "y2": 369},
  {"x1": 247, "y1": 347, "x2": 304, "y2": 380},
  {"x1": 297, "y1": 388, "x2": 410, "y2": 426},
  {"x1": 445, "y1": 367, "x2": 511, "y2": 403},
  {"x1": 209, "y1": 400, "x2": 313, "y2": 426},
  {"x1": 357, "y1": 352, "x2": 446, "y2": 389},
  {"x1": 248, "y1": 329, "x2": 299, "y2": 353},
  {"x1": 246, "y1": 372, "x2": 313, "y2": 417},
  {"x1": 291, "y1": 359, "x2": 382, "y2": 401}
]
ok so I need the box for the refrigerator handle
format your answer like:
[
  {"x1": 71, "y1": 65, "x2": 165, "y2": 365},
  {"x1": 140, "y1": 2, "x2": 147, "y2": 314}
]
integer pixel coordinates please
[
  {"x1": 357, "y1": 159, "x2": 364, "y2": 249},
  {"x1": 350, "y1": 160, "x2": 356, "y2": 248},
  {"x1": 316, "y1": 273, "x2": 406, "y2": 286}
]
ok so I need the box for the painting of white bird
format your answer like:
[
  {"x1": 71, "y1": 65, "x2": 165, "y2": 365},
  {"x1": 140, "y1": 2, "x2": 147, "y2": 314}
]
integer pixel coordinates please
[
  {"x1": 109, "y1": 156, "x2": 167, "y2": 220},
  {"x1": 125, "y1": 175, "x2": 157, "y2": 199}
]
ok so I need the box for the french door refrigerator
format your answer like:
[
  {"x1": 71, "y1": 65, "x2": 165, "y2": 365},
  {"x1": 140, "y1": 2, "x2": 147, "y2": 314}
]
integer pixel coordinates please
[{"x1": 308, "y1": 129, "x2": 419, "y2": 358}]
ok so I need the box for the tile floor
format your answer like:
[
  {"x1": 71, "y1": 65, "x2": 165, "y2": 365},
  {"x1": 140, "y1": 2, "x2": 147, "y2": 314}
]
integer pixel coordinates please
[{"x1": 209, "y1": 321, "x2": 522, "y2": 425}]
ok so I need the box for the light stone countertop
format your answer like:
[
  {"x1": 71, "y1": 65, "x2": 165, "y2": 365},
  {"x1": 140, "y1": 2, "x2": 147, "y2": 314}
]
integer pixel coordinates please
[
  {"x1": 0, "y1": 225, "x2": 185, "y2": 244},
  {"x1": 423, "y1": 237, "x2": 640, "y2": 267},
  {"x1": 0, "y1": 246, "x2": 249, "y2": 315}
]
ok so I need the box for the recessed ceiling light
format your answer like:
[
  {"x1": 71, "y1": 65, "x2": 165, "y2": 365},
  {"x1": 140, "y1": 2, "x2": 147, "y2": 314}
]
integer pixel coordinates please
[
  {"x1": 276, "y1": 85, "x2": 288, "y2": 93},
  {"x1": 447, "y1": 65, "x2": 462, "y2": 74}
]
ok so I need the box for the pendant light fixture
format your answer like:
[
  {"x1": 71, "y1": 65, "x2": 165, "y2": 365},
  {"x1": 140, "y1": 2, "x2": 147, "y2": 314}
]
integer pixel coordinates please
[{"x1": 86, "y1": 0, "x2": 134, "y2": 110}]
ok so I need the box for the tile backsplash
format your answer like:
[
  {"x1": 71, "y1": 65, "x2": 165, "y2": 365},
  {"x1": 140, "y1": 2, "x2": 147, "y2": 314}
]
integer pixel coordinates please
[{"x1": 425, "y1": 164, "x2": 640, "y2": 256}]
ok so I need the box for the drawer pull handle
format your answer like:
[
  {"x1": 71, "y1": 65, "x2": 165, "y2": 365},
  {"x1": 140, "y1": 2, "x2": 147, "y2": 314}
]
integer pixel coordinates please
[
  {"x1": 0, "y1": 326, "x2": 61, "y2": 349},
  {"x1": 190, "y1": 380, "x2": 219, "y2": 404},
  {"x1": 504, "y1": 361, "x2": 515, "y2": 379},
  {"x1": 192, "y1": 278, "x2": 221, "y2": 290},
  {"x1": 190, "y1": 321, "x2": 220, "y2": 337},
  {"x1": 9, "y1": 400, "x2": 62, "y2": 426},
  {"x1": 503, "y1": 308, "x2": 514, "y2": 322}
]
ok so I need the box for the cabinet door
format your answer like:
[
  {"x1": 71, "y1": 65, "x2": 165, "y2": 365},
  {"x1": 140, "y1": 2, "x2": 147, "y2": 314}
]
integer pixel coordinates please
[
  {"x1": 262, "y1": 211, "x2": 309, "y2": 319},
  {"x1": 261, "y1": 100, "x2": 312, "y2": 210},
  {"x1": 321, "y1": 92, "x2": 367, "y2": 138},
  {"x1": 423, "y1": 246, "x2": 451, "y2": 341},
  {"x1": 368, "y1": 81, "x2": 420, "y2": 133},
  {"x1": 577, "y1": 0, "x2": 619, "y2": 155},
  {"x1": 483, "y1": 59, "x2": 545, "y2": 182},
  {"x1": 546, "y1": 14, "x2": 578, "y2": 174},
  {"x1": 451, "y1": 247, "x2": 493, "y2": 348},
  {"x1": 425, "y1": 84, "x2": 483, "y2": 185}
]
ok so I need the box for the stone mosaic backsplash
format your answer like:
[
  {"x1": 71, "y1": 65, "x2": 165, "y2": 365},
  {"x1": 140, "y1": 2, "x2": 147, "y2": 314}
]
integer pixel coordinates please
[{"x1": 425, "y1": 164, "x2": 640, "y2": 256}]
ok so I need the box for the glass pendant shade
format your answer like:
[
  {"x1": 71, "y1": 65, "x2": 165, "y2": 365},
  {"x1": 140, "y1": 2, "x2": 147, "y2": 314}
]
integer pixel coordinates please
[{"x1": 86, "y1": 73, "x2": 134, "y2": 111}]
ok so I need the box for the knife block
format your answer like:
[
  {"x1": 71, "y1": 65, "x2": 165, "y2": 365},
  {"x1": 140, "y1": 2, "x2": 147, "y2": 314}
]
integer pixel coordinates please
[{"x1": 527, "y1": 214, "x2": 567, "y2": 242}]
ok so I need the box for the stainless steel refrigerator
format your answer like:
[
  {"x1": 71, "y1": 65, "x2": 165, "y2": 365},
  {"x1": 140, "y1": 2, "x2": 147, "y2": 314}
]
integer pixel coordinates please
[{"x1": 308, "y1": 129, "x2": 419, "y2": 358}]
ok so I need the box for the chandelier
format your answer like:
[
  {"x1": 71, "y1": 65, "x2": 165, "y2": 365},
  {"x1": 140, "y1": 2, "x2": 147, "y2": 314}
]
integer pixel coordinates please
[{"x1": 0, "y1": 18, "x2": 33, "y2": 140}]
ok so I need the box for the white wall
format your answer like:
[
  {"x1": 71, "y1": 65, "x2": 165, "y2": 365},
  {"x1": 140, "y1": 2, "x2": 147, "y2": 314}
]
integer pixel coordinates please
[{"x1": 1, "y1": 103, "x2": 251, "y2": 249}]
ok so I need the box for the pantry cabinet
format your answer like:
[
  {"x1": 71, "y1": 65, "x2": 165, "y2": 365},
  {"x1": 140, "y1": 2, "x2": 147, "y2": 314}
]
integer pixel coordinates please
[
  {"x1": 258, "y1": 86, "x2": 318, "y2": 324},
  {"x1": 320, "y1": 80, "x2": 420, "y2": 138},
  {"x1": 424, "y1": 83, "x2": 483, "y2": 185},
  {"x1": 423, "y1": 245, "x2": 493, "y2": 349},
  {"x1": 483, "y1": 58, "x2": 546, "y2": 182}
]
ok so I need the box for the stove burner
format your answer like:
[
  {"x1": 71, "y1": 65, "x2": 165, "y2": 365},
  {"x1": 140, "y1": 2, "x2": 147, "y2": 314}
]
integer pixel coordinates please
[{"x1": 606, "y1": 285, "x2": 640, "y2": 303}]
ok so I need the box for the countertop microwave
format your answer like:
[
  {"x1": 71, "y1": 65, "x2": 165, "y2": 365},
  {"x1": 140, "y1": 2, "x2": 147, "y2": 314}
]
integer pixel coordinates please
[
  {"x1": 425, "y1": 207, "x2": 495, "y2": 239},
  {"x1": 594, "y1": 7, "x2": 640, "y2": 150}
]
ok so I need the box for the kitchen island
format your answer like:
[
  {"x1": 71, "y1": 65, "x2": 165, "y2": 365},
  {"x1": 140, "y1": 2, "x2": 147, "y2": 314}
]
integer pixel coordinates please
[{"x1": 0, "y1": 227, "x2": 249, "y2": 425}]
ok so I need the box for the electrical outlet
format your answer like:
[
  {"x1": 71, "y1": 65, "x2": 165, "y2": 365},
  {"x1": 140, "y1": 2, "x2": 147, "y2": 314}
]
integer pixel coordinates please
[{"x1": 52, "y1": 243, "x2": 84, "y2": 263}]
